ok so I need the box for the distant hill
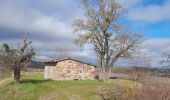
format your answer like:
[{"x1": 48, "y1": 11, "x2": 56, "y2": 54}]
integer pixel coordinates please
[
  {"x1": 131, "y1": 66, "x2": 170, "y2": 71},
  {"x1": 159, "y1": 66, "x2": 170, "y2": 70},
  {"x1": 27, "y1": 61, "x2": 45, "y2": 69}
]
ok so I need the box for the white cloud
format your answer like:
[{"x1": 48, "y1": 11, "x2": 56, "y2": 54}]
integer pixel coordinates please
[
  {"x1": 142, "y1": 38, "x2": 170, "y2": 53},
  {"x1": 32, "y1": 40, "x2": 95, "y2": 63},
  {"x1": 126, "y1": 0, "x2": 170, "y2": 22},
  {"x1": 123, "y1": 38, "x2": 170, "y2": 67},
  {"x1": 40, "y1": 0, "x2": 73, "y2": 6},
  {"x1": 140, "y1": 38, "x2": 170, "y2": 64},
  {"x1": 0, "y1": 0, "x2": 81, "y2": 39},
  {"x1": 31, "y1": 15, "x2": 73, "y2": 38},
  {"x1": 0, "y1": 0, "x2": 87, "y2": 61},
  {"x1": 117, "y1": 0, "x2": 142, "y2": 8}
]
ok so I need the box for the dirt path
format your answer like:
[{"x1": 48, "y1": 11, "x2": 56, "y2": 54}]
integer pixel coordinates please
[{"x1": 0, "y1": 78, "x2": 11, "y2": 85}]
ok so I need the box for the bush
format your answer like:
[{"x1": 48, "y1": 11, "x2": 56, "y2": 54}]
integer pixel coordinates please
[{"x1": 138, "y1": 83, "x2": 170, "y2": 100}]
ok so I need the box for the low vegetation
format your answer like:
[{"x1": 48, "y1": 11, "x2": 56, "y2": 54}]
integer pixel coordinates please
[
  {"x1": 0, "y1": 72, "x2": 115, "y2": 100},
  {"x1": 0, "y1": 72, "x2": 145, "y2": 100},
  {"x1": 0, "y1": 70, "x2": 11, "y2": 81},
  {"x1": 100, "y1": 70, "x2": 170, "y2": 100},
  {"x1": 0, "y1": 70, "x2": 170, "y2": 100}
]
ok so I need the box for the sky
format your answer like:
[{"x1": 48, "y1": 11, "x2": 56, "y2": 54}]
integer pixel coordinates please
[{"x1": 0, "y1": 0, "x2": 170, "y2": 67}]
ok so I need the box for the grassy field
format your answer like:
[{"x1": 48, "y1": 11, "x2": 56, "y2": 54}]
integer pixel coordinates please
[
  {"x1": 0, "y1": 71, "x2": 169, "y2": 100},
  {"x1": 0, "y1": 70, "x2": 11, "y2": 81},
  {"x1": 0, "y1": 72, "x2": 142, "y2": 100},
  {"x1": 0, "y1": 72, "x2": 117, "y2": 100}
]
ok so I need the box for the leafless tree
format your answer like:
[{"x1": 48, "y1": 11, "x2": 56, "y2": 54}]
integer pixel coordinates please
[
  {"x1": 161, "y1": 53, "x2": 170, "y2": 67},
  {"x1": 49, "y1": 46, "x2": 72, "y2": 60},
  {"x1": 73, "y1": 0, "x2": 143, "y2": 80},
  {"x1": 127, "y1": 51, "x2": 152, "y2": 81},
  {"x1": 129, "y1": 51, "x2": 152, "y2": 68},
  {"x1": 0, "y1": 36, "x2": 35, "y2": 84}
]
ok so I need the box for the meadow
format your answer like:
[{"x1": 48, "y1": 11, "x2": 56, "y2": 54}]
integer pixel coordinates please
[
  {"x1": 0, "y1": 72, "x2": 120, "y2": 100},
  {"x1": 0, "y1": 71, "x2": 169, "y2": 100}
]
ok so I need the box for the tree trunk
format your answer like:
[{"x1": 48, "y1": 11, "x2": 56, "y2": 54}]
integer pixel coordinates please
[
  {"x1": 107, "y1": 67, "x2": 113, "y2": 80},
  {"x1": 102, "y1": 67, "x2": 106, "y2": 81},
  {"x1": 101, "y1": 58, "x2": 107, "y2": 81},
  {"x1": 14, "y1": 68, "x2": 21, "y2": 84}
]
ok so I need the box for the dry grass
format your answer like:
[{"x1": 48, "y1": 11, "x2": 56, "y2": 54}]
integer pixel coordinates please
[
  {"x1": 0, "y1": 70, "x2": 11, "y2": 81},
  {"x1": 100, "y1": 72, "x2": 170, "y2": 100}
]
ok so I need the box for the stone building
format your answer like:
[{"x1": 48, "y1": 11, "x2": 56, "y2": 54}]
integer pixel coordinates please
[{"x1": 44, "y1": 58, "x2": 97, "y2": 80}]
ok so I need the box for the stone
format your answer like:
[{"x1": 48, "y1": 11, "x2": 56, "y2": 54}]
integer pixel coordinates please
[{"x1": 44, "y1": 58, "x2": 97, "y2": 80}]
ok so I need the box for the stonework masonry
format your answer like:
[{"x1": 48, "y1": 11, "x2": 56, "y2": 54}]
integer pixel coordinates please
[{"x1": 44, "y1": 59, "x2": 96, "y2": 80}]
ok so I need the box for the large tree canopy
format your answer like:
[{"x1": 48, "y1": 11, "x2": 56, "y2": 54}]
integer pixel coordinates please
[{"x1": 73, "y1": 0, "x2": 143, "y2": 80}]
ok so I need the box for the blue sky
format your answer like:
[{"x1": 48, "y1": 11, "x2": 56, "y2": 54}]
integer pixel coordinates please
[
  {"x1": 129, "y1": 20, "x2": 170, "y2": 38},
  {"x1": 143, "y1": 0, "x2": 164, "y2": 5},
  {"x1": 145, "y1": 22, "x2": 170, "y2": 38},
  {"x1": 121, "y1": 0, "x2": 170, "y2": 38},
  {"x1": 0, "y1": 0, "x2": 170, "y2": 67}
]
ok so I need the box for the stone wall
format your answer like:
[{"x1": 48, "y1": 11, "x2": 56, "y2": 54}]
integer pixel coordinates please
[{"x1": 44, "y1": 59, "x2": 96, "y2": 80}]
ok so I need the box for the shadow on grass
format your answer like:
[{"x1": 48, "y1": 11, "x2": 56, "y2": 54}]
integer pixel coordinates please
[
  {"x1": 20, "y1": 79, "x2": 52, "y2": 84},
  {"x1": 6, "y1": 79, "x2": 53, "y2": 85},
  {"x1": 109, "y1": 77, "x2": 119, "y2": 79}
]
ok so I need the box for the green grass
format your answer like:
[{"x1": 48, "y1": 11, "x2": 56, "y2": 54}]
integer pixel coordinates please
[
  {"x1": 0, "y1": 72, "x2": 140, "y2": 100},
  {"x1": 0, "y1": 72, "x2": 115, "y2": 100}
]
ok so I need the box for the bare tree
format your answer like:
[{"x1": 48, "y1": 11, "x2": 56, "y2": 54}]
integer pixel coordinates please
[
  {"x1": 0, "y1": 36, "x2": 35, "y2": 84},
  {"x1": 49, "y1": 46, "x2": 72, "y2": 60},
  {"x1": 161, "y1": 53, "x2": 170, "y2": 67},
  {"x1": 129, "y1": 51, "x2": 152, "y2": 68},
  {"x1": 73, "y1": 0, "x2": 143, "y2": 80}
]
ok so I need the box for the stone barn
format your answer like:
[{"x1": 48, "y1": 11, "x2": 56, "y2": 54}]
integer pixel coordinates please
[{"x1": 44, "y1": 58, "x2": 97, "y2": 80}]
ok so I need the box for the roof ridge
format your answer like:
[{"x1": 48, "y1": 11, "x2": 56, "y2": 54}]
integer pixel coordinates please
[{"x1": 44, "y1": 58, "x2": 97, "y2": 67}]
